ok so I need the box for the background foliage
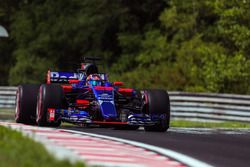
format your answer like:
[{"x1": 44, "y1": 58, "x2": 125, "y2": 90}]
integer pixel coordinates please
[{"x1": 0, "y1": 0, "x2": 250, "y2": 94}]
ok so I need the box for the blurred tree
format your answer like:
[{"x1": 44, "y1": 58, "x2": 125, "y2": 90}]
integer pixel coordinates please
[
  {"x1": 8, "y1": 0, "x2": 166, "y2": 85},
  {"x1": 9, "y1": 0, "x2": 123, "y2": 84},
  {"x1": 114, "y1": 0, "x2": 250, "y2": 94},
  {"x1": 1, "y1": 0, "x2": 250, "y2": 94},
  {"x1": 0, "y1": 0, "x2": 20, "y2": 85}
]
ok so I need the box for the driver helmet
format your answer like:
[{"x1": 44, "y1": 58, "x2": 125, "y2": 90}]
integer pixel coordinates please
[{"x1": 86, "y1": 74, "x2": 102, "y2": 86}]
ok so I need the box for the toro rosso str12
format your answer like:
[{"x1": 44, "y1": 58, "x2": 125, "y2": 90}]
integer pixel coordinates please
[{"x1": 15, "y1": 57, "x2": 170, "y2": 132}]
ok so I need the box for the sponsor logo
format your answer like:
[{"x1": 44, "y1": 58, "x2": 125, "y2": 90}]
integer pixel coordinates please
[
  {"x1": 98, "y1": 93, "x2": 113, "y2": 100},
  {"x1": 50, "y1": 72, "x2": 78, "y2": 82}
]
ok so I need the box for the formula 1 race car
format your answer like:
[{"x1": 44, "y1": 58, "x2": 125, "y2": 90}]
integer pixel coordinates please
[{"x1": 15, "y1": 57, "x2": 170, "y2": 132}]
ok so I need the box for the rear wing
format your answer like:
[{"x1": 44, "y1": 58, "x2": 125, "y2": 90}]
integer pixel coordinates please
[
  {"x1": 47, "y1": 70, "x2": 79, "y2": 84},
  {"x1": 46, "y1": 70, "x2": 108, "y2": 84},
  {"x1": 81, "y1": 56, "x2": 101, "y2": 63}
]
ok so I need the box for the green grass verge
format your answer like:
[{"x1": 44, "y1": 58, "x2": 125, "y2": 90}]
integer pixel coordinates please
[
  {"x1": 170, "y1": 120, "x2": 250, "y2": 128},
  {"x1": 0, "y1": 109, "x2": 14, "y2": 120},
  {"x1": 0, "y1": 126, "x2": 85, "y2": 167},
  {"x1": 0, "y1": 109, "x2": 14, "y2": 113}
]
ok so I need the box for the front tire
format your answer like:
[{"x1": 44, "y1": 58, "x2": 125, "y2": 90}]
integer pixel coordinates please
[
  {"x1": 143, "y1": 89, "x2": 170, "y2": 132},
  {"x1": 36, "y1": 84, "x2": 65, "y2": 127},
  {"x1": 15, "y1": 84, "x2": 40, "y2": 125}
]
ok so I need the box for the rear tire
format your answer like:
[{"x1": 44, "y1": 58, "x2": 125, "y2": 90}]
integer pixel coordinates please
[
  {"x1": 143, "y1": 90, "x2": 170, "y2": 132},
  {"x1": 36, "y1": 84, "x2": 65, "y2": 127},
  {"x1": 15, "y1": 84, "x2": 40, "y2": 125}
]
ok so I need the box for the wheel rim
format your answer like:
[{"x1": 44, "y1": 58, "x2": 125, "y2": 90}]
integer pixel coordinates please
[
  {"x1": 141, "y1": 91, "x2": 149, "y2": 114},
  {"x1": 36, "y1": 87, "x2": 43, "y2": 123},
  {"x1": 15, "y1": 89, "x2": 20, "y2": 121}
]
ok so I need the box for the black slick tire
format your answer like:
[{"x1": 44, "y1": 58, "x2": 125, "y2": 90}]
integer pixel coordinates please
[
  {"x1": 36, "y1": 84, "x2": 65, "y2": 127},
  {"x1": 15, "y1": 84, "x2": 40, "y2": 125},
  {"x1": 143, "y1": 89, "x2": 170, "y2": 132}
]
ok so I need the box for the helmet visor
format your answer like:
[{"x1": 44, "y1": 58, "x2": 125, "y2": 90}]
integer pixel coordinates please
[{"x1": 88, "y1": 80, "x2": 102, "y2": 86}]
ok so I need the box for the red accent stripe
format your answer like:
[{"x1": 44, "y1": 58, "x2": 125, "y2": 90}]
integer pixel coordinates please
[
  {"x1": 69, "y1": 79, "x2": 80, "y2": 84},
  {"x1": 94, "y1": 86, "x2": 113, "y2": 91},
  {"x1": 93, "y1": 121, "x2": 128, "y2": 125},
  {"x1": 113, "y1": 81, "x2": 123, "y2": 86},
  {"x1": 118, "y1": 88, "x2": 133, "y2": 96},
  {"x1": 62, "y1": 85, "x2": 72, "y2": 92},
  {"x1": 76, "y1": 99, "x2": 90, "y2": 105}
]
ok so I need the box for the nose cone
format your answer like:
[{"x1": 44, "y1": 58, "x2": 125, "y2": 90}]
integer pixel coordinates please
[{"x1": 100, "y1": 101, "x2": 117, "y2": 119}]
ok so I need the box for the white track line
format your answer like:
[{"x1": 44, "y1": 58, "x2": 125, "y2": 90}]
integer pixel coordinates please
[{"x1": 63, "y1": 129, "x2": 213, "y2": 167}]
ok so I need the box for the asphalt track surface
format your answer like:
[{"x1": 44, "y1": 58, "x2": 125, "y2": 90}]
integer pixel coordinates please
[{"x1": 61, "y1": 126, "x2": 250, "y2": 167}]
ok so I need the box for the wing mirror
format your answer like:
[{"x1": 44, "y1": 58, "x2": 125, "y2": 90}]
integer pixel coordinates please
[{"x1": 113, "y1": 81, "x2": 124, "y2": 86}]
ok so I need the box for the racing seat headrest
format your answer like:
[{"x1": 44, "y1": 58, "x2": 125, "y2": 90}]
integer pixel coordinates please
[{"x1": 85, "y1": 64, "x2": 98, "y2": 76}]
